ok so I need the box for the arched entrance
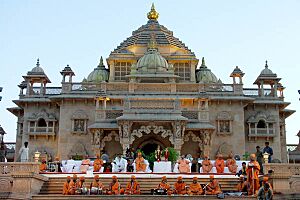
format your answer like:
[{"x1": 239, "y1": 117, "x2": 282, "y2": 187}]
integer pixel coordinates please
[{"x1": 132, "y1": 134, "x2": 172, "y2": 156}]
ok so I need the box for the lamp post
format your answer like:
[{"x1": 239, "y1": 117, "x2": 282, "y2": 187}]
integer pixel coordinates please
[
  {"x1": 34, "y1": 150, "x2": 41, "y2": 163},
  {"x1": 263, "y1": 152, "x2": 270, "y2": 163}
]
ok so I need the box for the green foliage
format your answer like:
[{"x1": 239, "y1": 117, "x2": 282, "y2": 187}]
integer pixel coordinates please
[
  {"x1": 242, "y1": 152, "x2": 250, "y2": 160},
  {"x1": 72, "y1": 154, "x2": 83, "y2": 160},
  {"x1": 162, "y1": 147, "x2": 179, "y2": 163}
]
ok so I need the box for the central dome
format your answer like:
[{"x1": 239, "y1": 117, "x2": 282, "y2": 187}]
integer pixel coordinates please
[{"x1": 136, "y1": 48, "x2": 168, "y2": 73}]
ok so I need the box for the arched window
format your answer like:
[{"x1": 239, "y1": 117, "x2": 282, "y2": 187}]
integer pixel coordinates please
[
  {"x1": 257, "y1": 120, "x2": 266, "y2": 128},
  {"x1": 37, "y1": 118, "x2": 47, "y2": 127}
]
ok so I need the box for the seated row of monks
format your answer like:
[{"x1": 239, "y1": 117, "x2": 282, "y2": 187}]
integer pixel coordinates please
[
  {"x1": 201, "y1": 153, "x2": 238, "y2": 174},
  {"x1": 63, "y1": 174, "x2": 140, "y2": 195},
  {"x1": 62, "y1": 174, "x2": 222, "y2": 195}
]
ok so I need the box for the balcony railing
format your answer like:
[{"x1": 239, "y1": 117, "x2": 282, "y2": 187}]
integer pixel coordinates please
[{"x1": 249, "y1": 128, "x2": 275, "y2": 137}]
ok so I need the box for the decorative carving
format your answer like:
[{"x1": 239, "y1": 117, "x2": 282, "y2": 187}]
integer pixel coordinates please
[
  {"x1": 71, "y1": 110, "x2": 88, "y2": 119},
  {"x1": 101, "y1": 131, "x2": 120, "y2": 150},
  {"x1": 91, "y1": 129, "x2": 103, "y2": 145},
  {"x1": 130, "y1": 100, "x2": 174, "y2": 109},
  {"x1": 216, "y1": 142, "x2": 233, "y2": 157},
  {"x1": 131, "y1": 124, "x2": 174, "y2": 144},
  {"x1": 106, "y1": 110, "x2": 122, "y2": 119},
  {"x1": 182, "y1": 111, "x2": 198, "y2": 120},
  {"x1": 217, "y1": 111, "x2": 232, "y2": 120}
]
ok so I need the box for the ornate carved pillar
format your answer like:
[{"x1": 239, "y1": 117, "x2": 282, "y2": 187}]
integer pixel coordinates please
[
  {"x1": 90, "y1": 129, "x2": 103, "y2": 155},
  {"x1": 200, "y1": 129, "x2": 212, "y2": 157},
  {"x1": 172, "y1": 121, "x2": 186, "y2": 154},
  {"x1": 118, "y1": 121, "x2": 132, "y2": 155}
]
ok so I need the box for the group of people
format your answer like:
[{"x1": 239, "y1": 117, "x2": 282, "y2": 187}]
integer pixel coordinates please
[
  {"x1": 200, "y1": 153, "x2": 238, "y2": 174},
  {"x1": 62, "y1": 174, "x2": 222, "y2": 196},
  {"x1": 235, "y1": 153, "x2": 273, "y2": 199},
  {"x1": 63, "y1": 174, "x2": 140, "y2": 195}
]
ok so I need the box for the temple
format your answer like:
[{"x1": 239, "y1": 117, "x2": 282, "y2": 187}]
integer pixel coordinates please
[{"x1": 8, "y1": 4, "x2": 294, "y2": 162}]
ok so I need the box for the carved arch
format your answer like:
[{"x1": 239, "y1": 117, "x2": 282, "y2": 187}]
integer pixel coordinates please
[{"x1": 101, "y1": 131, "x2": 120, "y2": 149}]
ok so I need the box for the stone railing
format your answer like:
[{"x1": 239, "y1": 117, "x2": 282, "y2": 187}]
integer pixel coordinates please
[
  {"x1": 0, "y1": 162, "x2": 40, "y2": 174},
  {"x1": 263, "y1": 163, "x2": 300, "y2": 193}
]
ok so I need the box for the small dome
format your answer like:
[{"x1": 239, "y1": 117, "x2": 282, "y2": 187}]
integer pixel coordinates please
[
  {"x1": 136, "y1": 48, "x2": 168, "y2": 73},
  {"x1": 86, "y1": 57, "x2": 109, "y2": 82},
  {"x1": 196, "y1": 57, "x2": 219, "y2": 84},
  {"x1": 31, "y1": 59, "x2": 44, "y2": 73},
  {"x1": 260, "y1": 60, "x2": 274, "y2": 75}
]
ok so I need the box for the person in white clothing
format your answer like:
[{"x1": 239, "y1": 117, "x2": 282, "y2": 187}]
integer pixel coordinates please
[
  {"x1": 112, "y1": 154, "x2": 127, "y2": 172},
  {"x1": 19, "y1": 141, "x2": 29, "y2": 162}
]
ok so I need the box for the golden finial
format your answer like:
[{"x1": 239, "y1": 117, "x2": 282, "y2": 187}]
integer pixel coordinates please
[{"x1": 147, "y1": 3, "x2": 159, "y2": 20}]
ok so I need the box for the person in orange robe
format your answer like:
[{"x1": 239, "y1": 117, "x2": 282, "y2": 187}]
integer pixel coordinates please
[
  {"x1": 177, "y1": 155, "x2": 190, "y2": 173},
  {"x1": 188, "y1": 177, "x2": 204, "y2": 195},
  {"x1": 107, "y1": 175, "x2": 124, "y2": 195},
  {"x1": 39, "y1": 159, "x2": 47, "y2": 172},
  {"x1": 90, "y1": 175, "x2": 105, "y2": 195},
  {"x1": 215, "y1": 154, "x2": 225, "y2": 173},
  {"x1": 246, "y1": 154, "x2": 260, "y2": 196},
  {"x1": 202, "y1": 155, "x2": 213, "y2": 173},
  {"x1": 205, "y1": 175, "x2": 222, "y2": 195},
  {"x1": 236, "y1": 175, "x2": 249, "y2": 193},
  {"x1": 226, "y1": 153, "x2": 238, "y2": 174},
  {"x1": 68, "y1": 174, "x2": 79, "y2": 195},
  {"x1": 156, "y1": 176, "x2": 172, "y2": 195},
  {"x1": 262, "y1": 176, "x2": 272, "y2": 190},
  {"x1": 62, "y1": 176, "x2": 71, "y2": 195},
  {"x1": 173, "y1": 176, "x2": 187, "y2": 195},
  {"x1": 125, "y1": 175, "x2": 141, "y2": 195},
  {"x1": 80, "y1": 157, "x2": 90, "y2": 173},
  {"x1": 134, "y1": 152, "x2": 147, "y2": 172},
  {"x1": 93, "y1": 154, "x2": 104, "y2": 172}
]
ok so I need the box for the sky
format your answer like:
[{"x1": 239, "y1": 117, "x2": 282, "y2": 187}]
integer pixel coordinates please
[{"x1": 0, "y1": 0, "x2": 299, "y2": 144}]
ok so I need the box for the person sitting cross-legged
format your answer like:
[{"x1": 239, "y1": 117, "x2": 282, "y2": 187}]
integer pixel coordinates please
[
  {"x1": 90, "y1": 175, "x2": 105, "y2": 195},
  {"x1": 62, "y1": 176, "x2": 71, "y2": 195},
  {"x1": 201, "y1": 155, "x2": 213, "y2": 173},
  {"x1": 236, "y1": 175, "x2": 249, "y2": 194},
  {"x1": 188, "y1": 177, "x2": 204, "y2": 195},
  {"x1": 155, "y1": 176, "x2": 172, "y2": 195},
  {"x1": 173, "y1": 176, "x2": 187, "y2": 195},
  {"x1": 205, "y1": 175, "x2": 222, "y2": 195},
  {"x1": 68, "y1": 174, "x2": 79, "y2": 195},
  {"x1": 226, "y1": 152, "x2": 238, "y2": 174},
  {"x1": 215, "y1": 154, "x2": 225, "y2": 174},
  {"x1": 125, "y1": 175, "x2": 141, "y2": 195},
  {"x1": 93, "y1": 154, "x2": 104, "y2": 172},
  {"x1": 107, "y1": 175, "x2": 124, "y2": 195},
  {"x1": 177, "y1": 155, "x2": 190, "y2": 173}
]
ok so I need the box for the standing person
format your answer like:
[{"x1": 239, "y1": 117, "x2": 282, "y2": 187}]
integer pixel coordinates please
[
  {"x1": 263, "y1": 142, "x2": 273, "y2": 163},
  {"x1": 19, "y1": 141, "x2": 29, "y2": 162},
  {"x1": 255, "y1": 146, "x2": 264, "y2": 174},
  {"x1": 246, "y1": 154, "x2": 260, "y2": 196}
]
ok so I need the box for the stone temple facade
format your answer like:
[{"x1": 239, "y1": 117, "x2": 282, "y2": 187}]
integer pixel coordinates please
[{"x1": 8, "y1": 4, "x2": 294, "y2": 162}]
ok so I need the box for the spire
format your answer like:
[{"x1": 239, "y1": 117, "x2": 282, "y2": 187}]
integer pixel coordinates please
[
  {"x1": 265, "y1": 60, "x2": 268, "y2": 68},
  {"x1": 147, "y1": 3, "x2": 159, "y2": 20},
  {"x1": 97, "y1": 56, "x2": 105, "y2": 68},
  {"x1": 36, "y1": 58, "x2": 40, "y2": 67},
  {"x1": 200, "y1": 57, "x2": 207, "y2": 68}
]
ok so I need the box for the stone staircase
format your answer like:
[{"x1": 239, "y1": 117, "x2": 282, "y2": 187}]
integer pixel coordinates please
[{"x1": 31, "y1": 175, "x2": 244, "y2": 200}]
